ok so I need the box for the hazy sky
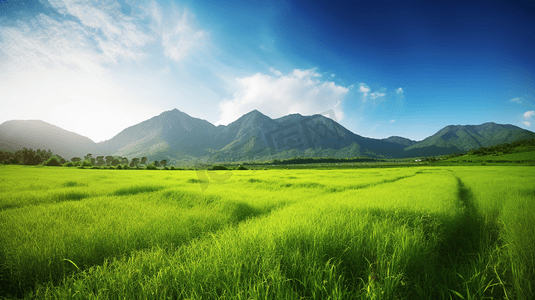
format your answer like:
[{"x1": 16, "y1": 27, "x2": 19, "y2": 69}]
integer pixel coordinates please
[{"x1": 1, "y1": 0, "x2": 534, "y2": 142}]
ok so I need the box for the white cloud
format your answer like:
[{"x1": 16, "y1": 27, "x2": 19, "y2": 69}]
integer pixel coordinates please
[
  {"x1": 390, "y1": 119, "x2": 395, "y2": 123},
  {"x1": 0, "y1": 1, "x2": 197, "y2": 73},
  {"x1": 395, "y1": 87, "x2": 405, "y2": 103},
  {"x1": 511, "y1": 97, "x2": 523, "y2": 104},
  {"x1": 524, "y1": 121, "x2": 531, "y2": 127},
  {"x1": 358, "y1": 83, "x2": 386, "y2": 103},
  {"x1": 217, "y1": 68, "x2": 349, "y2": 125},
  {"x1": 46, "y1": 0, "x2": 152, "y2": 63},
  {"x1": 269, "y1": 67, "x2": 283, "y2": 77},
  {"x1": 2, "y1": 0, "x2": 207, "y2": 68},
  {"x1": 159, "y1": 8, "x2": 207, "y2": 62},
  {"x1": 359, "y1": 83, "x2": 370, "y2": 102},
  {"x1": 331, "y1": 74, "x2": 335, "y2": 78},
  {"x1": 0, "y1": 14, "x2": 105, "y2": 73},
  {"x1": 292, "y1": 68, "x2": 321, "y2": 79},
  {"x1": 524, "y1": 110, "x2": 535, "y2": 119},
  {"x1": 359, "y1": 84, "x2": 387, "y2": 103},
  {"x1": 370, "y1": 92, "x2": 386, "y2": 100}
]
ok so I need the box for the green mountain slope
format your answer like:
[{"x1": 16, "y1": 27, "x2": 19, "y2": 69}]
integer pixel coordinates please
[
  {"x1": 404, "y1": 122, "x2": 535, "y2": 157},
  {"x1": 209, "y1": 111, "x2": 407, "y2": 161},
  {"x1": 0, "y1": 120, "x2": 99, "y2": 159},
  {"x1": 382, "y1": 136, "x2": 418, "y2": 146},
  {"x1": 98, "y1": 109, "x2": 217, "y2": 158},
  {"x1": 445, "y1": 138, "x2": 535, "y2": 163}
]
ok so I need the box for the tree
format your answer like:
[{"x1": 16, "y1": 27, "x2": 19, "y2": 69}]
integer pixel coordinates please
[
  {"x1": 84, "y1": 154, "x2": 93, "y2": 161},
  {"x1": 141, "y1": 157, "x2": 148, "y2": 164},
  {"x1": 44, "y1": 156, "x2": 62, "y2": 166},
  {"x1": 154, "y1": 160, "x2": 161, "y2": 167},
  {"x1": 160, "y1": 159, "x2": 168, "y2": 167},
  {"x1": 111, "y1": 158, "x2": 120, "y2": 166},
  {"x1": 132, "y1": 158, "x2": 140, "y2": 166},
  {"x1": 96, "y1": 156, "x2": 105, "y2": 166},
  {"x1": 71, "y1": 157, "x2": 82, "y2": 163},
  {"x1": 21, "y1": 148, "x2": 41, "y2": 165},
  {"x1": 105, "y1": 156, "x2": 114, "y2": 166},
  {"x1": 145, "y1": 163, "x2": 157, "y2": 170},
  {"x1": 37, "y1": 149, "x2": 52, "y2": 162},
  {"x1": 81, "y1": 159, "x2": 93, "y2": 167}
]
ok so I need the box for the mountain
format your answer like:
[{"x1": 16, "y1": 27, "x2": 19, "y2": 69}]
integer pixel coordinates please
[
  {"x1": 98, "y1": 109, "x2": 217, "y2": 159},
  {"x1": 382, "y1": 136, "x2": 418, "y2": 147},
  {"x1": 97, "y1": 109, "x2": 407, "y2": 161},
  {"x1": 2, "y1": 111, "x2": 535, "y2": 162},
  {"x1": 0, "y1": 120, "x2": 99, "y2": 159},
  {"x1": 404, "y1": 122, "x2": 535, "y2": 157}
]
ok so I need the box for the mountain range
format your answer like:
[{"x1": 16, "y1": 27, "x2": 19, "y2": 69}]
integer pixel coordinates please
[{"x1": 1, "y1": 109, "x2": 535, "y2": 163}]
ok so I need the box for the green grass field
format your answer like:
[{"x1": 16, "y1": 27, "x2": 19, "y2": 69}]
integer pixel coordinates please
[{"x1": 0, "y1": 165, "x2": 534, "y2": 299}]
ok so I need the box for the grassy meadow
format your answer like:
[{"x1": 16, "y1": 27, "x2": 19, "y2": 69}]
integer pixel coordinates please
[{"x1": 0, "y1": 165, "x2": 534, "y2": 299}]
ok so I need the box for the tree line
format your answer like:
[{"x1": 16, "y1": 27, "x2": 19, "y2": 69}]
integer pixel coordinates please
[
  {"x1": 0, "y1": 148, "x2": 169, "y2": 169},
  {"x1": 0, "y1": 148, "x2": 62, "y2": 166},
  {"x1": 68, "y1": 154, "x2": 168, "y2": 168}
]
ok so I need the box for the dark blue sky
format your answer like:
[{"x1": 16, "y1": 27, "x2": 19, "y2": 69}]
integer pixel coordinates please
[{"x1": 1, "y1": 0, "x2": 534, "y2": 141}]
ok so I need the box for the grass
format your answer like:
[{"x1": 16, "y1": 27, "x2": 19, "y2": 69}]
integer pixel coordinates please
[{"x1": 0, "y1": 164, "x2": 533, "y2": 299}]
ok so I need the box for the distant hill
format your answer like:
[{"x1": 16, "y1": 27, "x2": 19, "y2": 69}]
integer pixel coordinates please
[
  {"x1": 382, "y1": 136, "x2": 418, "y2": 147},
  {"x1": 2, "y1": 111, "x2": 535, "y2": 162},
  {"x1": 404, "y1": 122, "x2": 535, "y2": 157},
  {"x1": 447, "y1": 138, "x2": 535, "y2": 162},
  {"x1": 0, "y1": 120, "x2": 99, "y2": 159}
]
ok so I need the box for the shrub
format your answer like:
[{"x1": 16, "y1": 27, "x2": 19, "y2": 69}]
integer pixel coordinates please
[
  {"x1": 210, "y1": 165, "x2": 228, "y2": 170},
  {"x1": 63, "y1": 161, "x2": 75, "y2": 167},
  {"x1": 116, "y1": 165, "x2": 123, "y2": 170},
  {"x1": 81, "y1": 160, "x2": 92, "y2": 167},
  {"x1": 43, "y1": 156, "x2": 62, "y2": 166},
  {"x1": 236, "y1": 165, "x2": 248, "y2": 170},
  {"x1": 145, "y1": 164, "x2": 157, "y2": 170}
]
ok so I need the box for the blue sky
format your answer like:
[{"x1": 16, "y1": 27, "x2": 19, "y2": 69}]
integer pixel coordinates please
[{"x1": 1, "y1": 0, "x2": 534, "y2": 142}]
